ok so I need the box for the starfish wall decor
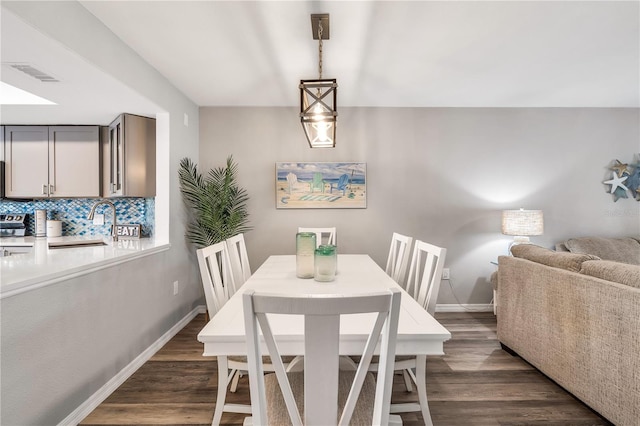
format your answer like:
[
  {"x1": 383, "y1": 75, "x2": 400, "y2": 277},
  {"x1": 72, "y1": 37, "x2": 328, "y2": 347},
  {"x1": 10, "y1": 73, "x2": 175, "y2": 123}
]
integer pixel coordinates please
[{"x1": 603, "y1": 157, "x2": 640, "y2": 202}]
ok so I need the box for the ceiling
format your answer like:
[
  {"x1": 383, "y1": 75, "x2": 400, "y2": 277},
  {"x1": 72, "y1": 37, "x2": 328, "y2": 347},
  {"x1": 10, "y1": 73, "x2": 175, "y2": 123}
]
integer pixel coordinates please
[
  {"x1": 0, "y1": 5, "x2": 162, "y2": 124},
  {"x1": 1, "y1": 1, "x2": 639, "y2": 125}
]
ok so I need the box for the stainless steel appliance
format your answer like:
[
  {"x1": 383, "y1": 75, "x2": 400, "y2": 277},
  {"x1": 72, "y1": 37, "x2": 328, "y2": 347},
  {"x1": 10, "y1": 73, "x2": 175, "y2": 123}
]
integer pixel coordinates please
[{"x1": 0, "y1": 213, "x2": 27, "y2": 237}]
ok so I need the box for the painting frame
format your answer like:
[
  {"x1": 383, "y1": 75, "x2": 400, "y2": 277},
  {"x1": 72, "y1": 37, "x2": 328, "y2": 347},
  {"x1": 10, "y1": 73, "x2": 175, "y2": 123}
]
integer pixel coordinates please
[{"x1": 276, "y1": 162, "x2": 367, "y2": 209}]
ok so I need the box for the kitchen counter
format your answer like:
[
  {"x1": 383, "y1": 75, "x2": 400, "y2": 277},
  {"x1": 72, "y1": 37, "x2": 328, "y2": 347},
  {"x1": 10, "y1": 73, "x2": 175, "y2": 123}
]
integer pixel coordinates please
[{"x1": 0, "y1": 236, "x2": 169, "y2": 299}]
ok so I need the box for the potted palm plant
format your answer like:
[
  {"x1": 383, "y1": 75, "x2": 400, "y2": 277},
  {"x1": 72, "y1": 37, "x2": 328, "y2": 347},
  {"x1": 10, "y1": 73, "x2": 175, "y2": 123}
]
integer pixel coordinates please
[{"x1": 178, "y1": 155, "x2": 251, "y2": 248}]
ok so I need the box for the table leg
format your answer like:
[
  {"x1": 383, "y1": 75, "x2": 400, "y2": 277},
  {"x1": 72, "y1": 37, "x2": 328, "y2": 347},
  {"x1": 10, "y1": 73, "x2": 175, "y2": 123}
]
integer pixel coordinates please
[
  {"x1": 212, "y1": 356, "x2": 229, "y2": 426},
  {"x1": 416, "y1": 355, "x2": 433, "y2": 426}
]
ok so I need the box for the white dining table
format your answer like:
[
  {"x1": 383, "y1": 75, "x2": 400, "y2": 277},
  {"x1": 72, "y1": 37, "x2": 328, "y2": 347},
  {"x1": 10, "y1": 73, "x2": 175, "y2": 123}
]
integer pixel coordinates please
[{"x1": 197, "y1": 254, "x2": 451, "y2": 425}]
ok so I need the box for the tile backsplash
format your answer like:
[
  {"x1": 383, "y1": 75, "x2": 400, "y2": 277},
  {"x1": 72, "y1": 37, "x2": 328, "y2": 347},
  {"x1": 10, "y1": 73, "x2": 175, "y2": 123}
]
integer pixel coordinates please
[{"x1": 0, "y1": 198, "x2": 154, "y2": 237}]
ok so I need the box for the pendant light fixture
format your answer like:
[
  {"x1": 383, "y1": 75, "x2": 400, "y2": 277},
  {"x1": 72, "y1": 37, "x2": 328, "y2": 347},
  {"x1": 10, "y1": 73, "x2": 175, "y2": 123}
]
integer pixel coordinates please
[{"x1": 300, "y1": 14, "x2": 338, "y2": 148}]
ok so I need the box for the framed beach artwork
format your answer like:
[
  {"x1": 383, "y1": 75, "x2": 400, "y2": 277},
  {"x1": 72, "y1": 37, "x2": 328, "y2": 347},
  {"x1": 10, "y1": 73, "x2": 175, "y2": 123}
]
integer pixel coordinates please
[{"x1": 276, "y1": 162, "x2": 367, "y2": 209}]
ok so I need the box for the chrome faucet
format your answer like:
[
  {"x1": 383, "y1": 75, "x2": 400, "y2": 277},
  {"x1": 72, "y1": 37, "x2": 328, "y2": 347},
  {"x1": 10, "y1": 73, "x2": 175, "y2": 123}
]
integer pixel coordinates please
[{"x1": 87, "y1": 200, "x2": 118, "y2": 241}]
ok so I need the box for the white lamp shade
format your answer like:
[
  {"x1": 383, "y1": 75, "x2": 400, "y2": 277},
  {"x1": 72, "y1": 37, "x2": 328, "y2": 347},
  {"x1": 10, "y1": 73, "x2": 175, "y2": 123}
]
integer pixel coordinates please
[{"x1": 501, "y1": 209, "x2": 544, "y2": 236}]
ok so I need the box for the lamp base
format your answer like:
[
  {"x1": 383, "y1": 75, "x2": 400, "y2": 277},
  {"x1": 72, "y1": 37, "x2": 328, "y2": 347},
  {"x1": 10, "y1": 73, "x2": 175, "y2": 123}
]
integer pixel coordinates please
[
  {"x1": 508, "y1": 236, "x2": 531, "y2": 254},
  {"x1": 513, "y1": 236, "x2": 531, "y2": 244}
]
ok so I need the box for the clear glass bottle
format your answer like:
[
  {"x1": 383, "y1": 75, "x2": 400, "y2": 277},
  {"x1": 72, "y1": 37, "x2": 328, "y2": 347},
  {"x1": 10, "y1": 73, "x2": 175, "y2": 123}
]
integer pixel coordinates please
[
  {"x1": 314, "y1": 244, "x2": 337, "y2": 282},
  {"x1": 34, "y1": 209, "x2": 47, "y2": 237},
  {"x1": 296, "y1": 232, "x2": 316, "y2": 278}
]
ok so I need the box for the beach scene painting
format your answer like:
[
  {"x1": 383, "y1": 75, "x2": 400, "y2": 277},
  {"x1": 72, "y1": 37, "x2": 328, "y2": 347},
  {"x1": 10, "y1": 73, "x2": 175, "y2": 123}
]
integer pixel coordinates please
[{"x1": 276, "y1": 162, "x2": 367, "y2": 209}]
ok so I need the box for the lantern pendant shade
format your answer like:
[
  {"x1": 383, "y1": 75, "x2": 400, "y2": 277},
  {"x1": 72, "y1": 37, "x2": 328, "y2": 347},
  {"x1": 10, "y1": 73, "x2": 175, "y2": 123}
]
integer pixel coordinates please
[{"x1": 299, "y1": 78, "x2": 337, "y2": 148}]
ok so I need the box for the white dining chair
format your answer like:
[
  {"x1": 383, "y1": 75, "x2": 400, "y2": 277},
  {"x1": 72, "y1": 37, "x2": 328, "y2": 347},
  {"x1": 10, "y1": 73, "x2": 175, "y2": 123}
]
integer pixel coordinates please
[
  {"x1": 406, "y1": 240, "x2": 447, "y2": 316},
  {"x1": 384, "y1": 239, "x2": 447, "y2": 422},
  {"x1": 226, "y1": 233, "x2": 251, "y2": 286},
  {"x1": 365, "y1": 239, "x2": 447, "y2": 423},
  {"x1": 196, "y1": 241, "x2": 238, "y2": 317},
  {"x1": 196, "y1": 241, "x2": 248, "y2": 423},
  {"x1": 198, "y1": 241, "x2": 295, "y2": 424},
  {"x1": 197, "y1": 241, "x2": 271, "y2": 424},
  {"x1": 297, "y1": 226, "x2": 337, "y2": 248},
  {"x1": 385, "y1": 232, "x2": 413, "y2": 286},
  {"x1": 243, "y1": 288, "x2": 403, "y2": 426}
]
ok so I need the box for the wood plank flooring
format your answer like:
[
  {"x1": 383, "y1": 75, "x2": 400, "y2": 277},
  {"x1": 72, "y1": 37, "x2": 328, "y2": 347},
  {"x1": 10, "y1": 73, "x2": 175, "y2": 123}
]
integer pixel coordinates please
[{"x1": 80, "y1": 312, "x2": 612, "y2": 425}]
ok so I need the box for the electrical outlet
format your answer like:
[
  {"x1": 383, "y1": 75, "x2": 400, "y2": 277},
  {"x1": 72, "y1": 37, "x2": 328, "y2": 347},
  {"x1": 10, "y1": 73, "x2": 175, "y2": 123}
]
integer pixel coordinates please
[
  {"x1": 173, "y1": 281, "x2": 179, "y2": 295},
  {"x1": 442, "y1": 268, "x2": 450, "y2": 280},
  {"x1": 93, "y1": 213, "x2": 104, "y2": 225}
]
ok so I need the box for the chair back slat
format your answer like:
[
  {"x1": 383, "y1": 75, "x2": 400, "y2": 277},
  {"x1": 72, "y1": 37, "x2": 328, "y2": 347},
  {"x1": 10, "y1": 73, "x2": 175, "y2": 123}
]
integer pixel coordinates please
[
  {"x1": 196, "y1": 241, "x2": 236, "y2": 317},
  {"x1": 406, "y1": 240, "x2": 447, "y2": 315},
  {"x1": 340, "y1": 310, "x2": 389, "y2": 425},
  {"x1": 226, "y1": 233, "x2": 252, "y2": 286},
  {"x1": 256, "y1": 311, "x2": 303, "y2": 425},
  {"x1": 385, "y1": 232, "x2": 413, "y2": 286},
  {"x1": 243, "y1": 289, "x2": 401, "y2": 426},
  {"x1": 297, "y1": 227, "x2": 337, "y2": 248}
]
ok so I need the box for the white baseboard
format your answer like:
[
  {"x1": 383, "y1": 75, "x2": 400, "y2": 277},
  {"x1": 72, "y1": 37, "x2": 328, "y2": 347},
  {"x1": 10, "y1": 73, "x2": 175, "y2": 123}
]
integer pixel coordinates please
[
  {"x1": 436, "y1": 303, "x2": 494, "y2": 312},
  {"x1": 60, "y1": 305, "x2": 207, "y2": 426}
]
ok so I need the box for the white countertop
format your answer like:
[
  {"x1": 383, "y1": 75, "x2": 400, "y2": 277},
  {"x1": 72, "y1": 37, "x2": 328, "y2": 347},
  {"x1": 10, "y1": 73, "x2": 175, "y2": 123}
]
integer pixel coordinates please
[{"x1": 0, "y1": 236, "x2": 169, "y2": 299}]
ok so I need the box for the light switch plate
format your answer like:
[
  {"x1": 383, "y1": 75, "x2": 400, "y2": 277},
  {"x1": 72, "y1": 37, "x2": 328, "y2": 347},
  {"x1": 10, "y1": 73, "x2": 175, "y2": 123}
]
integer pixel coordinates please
[{"x1": 93, "y1": 213, "x2": 104, "y2": 225}]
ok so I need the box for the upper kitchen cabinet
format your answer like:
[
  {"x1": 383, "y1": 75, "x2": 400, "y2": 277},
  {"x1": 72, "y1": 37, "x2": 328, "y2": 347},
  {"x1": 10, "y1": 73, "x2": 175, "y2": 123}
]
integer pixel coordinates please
[
  {"x1": 103, "y1": 114, "x2": 156, "y2": 198},
  {"x1": 4, "y1": 126, "x2": 100, "y2": 198}
]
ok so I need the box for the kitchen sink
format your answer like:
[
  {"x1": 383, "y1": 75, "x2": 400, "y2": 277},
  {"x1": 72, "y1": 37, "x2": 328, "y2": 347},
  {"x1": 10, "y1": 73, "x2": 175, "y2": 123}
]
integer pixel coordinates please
[{"x1": 48, "y1": 239, "x2": 107, "y2": 249}]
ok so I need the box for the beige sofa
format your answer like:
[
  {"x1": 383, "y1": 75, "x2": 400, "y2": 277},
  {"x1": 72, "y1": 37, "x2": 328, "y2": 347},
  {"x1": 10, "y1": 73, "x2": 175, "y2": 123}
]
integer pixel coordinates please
[{"x1": 496, "y1": 237, "x2": 640, "y2": 426}]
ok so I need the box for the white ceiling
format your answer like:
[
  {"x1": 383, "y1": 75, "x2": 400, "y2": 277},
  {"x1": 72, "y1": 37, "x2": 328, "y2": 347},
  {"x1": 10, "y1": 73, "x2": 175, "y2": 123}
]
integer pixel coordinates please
[
  {"x1": 0, "y1": 5, "x2": 162, "y2": 124},
  {"x1": 2, "y1": 1, "x2": 639, "y2": 125}
]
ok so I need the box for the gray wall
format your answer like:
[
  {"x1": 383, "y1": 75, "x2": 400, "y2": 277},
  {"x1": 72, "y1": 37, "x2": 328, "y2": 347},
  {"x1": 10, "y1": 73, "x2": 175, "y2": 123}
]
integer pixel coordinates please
[
  {"x1": 200, "y1": 107, "x2": 640, "y2": 305},
  {"x1": 1, "y1": 252, "x2": 187, "y2": 424},
  {"x1": 1, "y1": 2, "x2": 201, "y2": 425}
]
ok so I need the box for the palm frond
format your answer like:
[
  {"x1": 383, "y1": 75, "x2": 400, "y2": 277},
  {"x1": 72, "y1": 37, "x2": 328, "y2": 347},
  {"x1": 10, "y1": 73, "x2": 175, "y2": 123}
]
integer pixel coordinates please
[{"x1": 178, "y1": 155, "x2": 252, "y2": 248}]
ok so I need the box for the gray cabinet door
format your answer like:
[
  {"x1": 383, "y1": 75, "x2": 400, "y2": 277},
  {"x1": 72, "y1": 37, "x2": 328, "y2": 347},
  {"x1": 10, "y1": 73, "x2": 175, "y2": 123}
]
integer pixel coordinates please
[
  {"x1": 48, "y1": 126, "x2": 100, "y2": 197},
  {"x1": 5, "y1": 126, "x2": 49, "y2": 198},
  {"x1": 103, "y1": 114, "x2": 156, "y2": 198},
  {"x1": 4, "y1": 125, "x2": 99, "y2": 198}
]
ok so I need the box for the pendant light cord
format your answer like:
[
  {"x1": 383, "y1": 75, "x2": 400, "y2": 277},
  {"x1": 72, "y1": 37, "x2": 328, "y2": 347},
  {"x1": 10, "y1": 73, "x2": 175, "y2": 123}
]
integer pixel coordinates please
[{"x1": 318, "y1": 19, "x2": 323, "y2": 79}]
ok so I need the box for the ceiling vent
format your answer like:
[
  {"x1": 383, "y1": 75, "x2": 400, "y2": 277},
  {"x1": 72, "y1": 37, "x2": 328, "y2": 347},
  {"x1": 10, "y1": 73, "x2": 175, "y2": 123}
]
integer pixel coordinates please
[{"x1": 6, "y1": 63, "x2": 59, "y2": 82}]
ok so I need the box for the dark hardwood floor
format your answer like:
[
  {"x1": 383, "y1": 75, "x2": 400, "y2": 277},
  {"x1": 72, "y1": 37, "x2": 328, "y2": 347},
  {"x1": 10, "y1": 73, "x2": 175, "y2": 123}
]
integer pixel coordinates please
[{"x1": 80, "y1": 312, "x2": 611, "y2": 425}]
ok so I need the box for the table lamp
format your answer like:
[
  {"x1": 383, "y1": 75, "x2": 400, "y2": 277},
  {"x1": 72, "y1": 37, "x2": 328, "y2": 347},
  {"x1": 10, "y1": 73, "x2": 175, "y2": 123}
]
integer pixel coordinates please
[{"x1": 501, "y1": 209, "x2": 544, "y2": 249}]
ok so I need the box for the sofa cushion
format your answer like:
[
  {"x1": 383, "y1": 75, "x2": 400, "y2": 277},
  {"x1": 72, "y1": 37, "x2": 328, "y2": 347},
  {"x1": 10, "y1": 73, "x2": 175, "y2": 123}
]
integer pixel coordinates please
[
  {"x1": 564, "y1": 237, "x2": 640, "y2": 265},
  {"x1": 510, "y1": 244, "x2": 599, "y2": 272},
  {"x1": 579, "y1": 260, "x2": 640, "y2": 289}
]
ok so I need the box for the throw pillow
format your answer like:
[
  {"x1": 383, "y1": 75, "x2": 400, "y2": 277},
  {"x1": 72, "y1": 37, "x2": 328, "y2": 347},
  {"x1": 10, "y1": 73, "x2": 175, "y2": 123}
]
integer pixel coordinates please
[
  {"x1": 564, "y1": 237, "x2": 640, "y2": 265},
  {"x1": 511, "y1": 244, "x2": 599, "y2": 272},
  {"x1": 580, "y1": 260, "x2": 640, "y2": 289}
]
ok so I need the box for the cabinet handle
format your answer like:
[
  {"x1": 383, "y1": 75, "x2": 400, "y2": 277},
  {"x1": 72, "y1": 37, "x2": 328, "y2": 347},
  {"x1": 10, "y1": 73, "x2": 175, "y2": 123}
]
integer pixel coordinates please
[
  {"x1": 42, "y1": 184, "x2": 48, "y2": 195},
  {"x1": 49, "y1": 184, "x2": 55, "y2": 195},
  {"x1": 111, "y1": 183, "x2": 117, "y2": 193}
]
